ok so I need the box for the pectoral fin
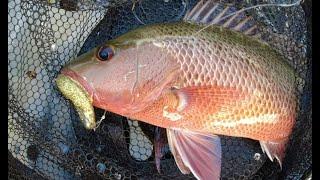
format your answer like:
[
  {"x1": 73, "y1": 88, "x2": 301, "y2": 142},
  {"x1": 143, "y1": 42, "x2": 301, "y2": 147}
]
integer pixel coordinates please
[{"x1": 167, "y1": 129, "x2": 221, "y2": 180}]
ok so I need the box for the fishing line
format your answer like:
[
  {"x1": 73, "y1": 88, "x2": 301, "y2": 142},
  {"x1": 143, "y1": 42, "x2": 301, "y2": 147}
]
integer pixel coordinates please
[
  {"x1": 131, "y1": 46, "x2": 140, "y2": 96},
  {"x1": 174, "y1": 0, "x2": 189, "y2": 21},
  {"x1": 194, "y1": 0, "x2": 303, "y2": 35},
  {"x1": 94, "y1": 110, "x2": 106, "y2": 131},
  {"x1": 132, "y1": 0, "x2": 146, "y2": 25},
  {"x1": 132, "y1": 0, "x2": 189, "y2": 24}
]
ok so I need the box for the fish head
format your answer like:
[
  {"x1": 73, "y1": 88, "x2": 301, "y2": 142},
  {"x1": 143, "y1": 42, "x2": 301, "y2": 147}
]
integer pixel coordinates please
[{"x1": 56, "y1": 28, "x2": 179, "y2": 129}]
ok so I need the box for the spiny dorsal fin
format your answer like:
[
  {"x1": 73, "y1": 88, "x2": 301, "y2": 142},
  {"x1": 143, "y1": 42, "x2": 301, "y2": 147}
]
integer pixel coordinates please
[{"x1": 184, "y1": 0, "x2": 258, "y2": 36}]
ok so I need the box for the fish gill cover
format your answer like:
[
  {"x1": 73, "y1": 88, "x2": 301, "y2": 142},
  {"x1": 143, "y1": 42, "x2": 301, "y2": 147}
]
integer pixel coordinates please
[{"x1": 8, "y1": 0, "x2": 311, "y2": 179}]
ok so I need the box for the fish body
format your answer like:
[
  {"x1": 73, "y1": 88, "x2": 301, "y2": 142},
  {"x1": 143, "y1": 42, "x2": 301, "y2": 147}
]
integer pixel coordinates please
[
  {"x1": 60, "y1": 22, "x2": 296, "y2": 140},
  {"x1": 56, "y1": 1, "x2": 297, "y2": 179}
]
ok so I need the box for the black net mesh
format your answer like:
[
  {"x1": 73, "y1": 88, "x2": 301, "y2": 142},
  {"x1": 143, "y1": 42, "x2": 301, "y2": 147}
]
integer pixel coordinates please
[{"x1": 8, "y1": 0, "x2": 312, "y2": 179}]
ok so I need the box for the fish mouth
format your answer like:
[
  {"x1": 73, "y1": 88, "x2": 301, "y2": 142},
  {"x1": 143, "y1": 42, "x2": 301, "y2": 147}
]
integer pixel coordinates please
[{"x1": 56, "y1": 69, "x2": 96, "y2": 129}]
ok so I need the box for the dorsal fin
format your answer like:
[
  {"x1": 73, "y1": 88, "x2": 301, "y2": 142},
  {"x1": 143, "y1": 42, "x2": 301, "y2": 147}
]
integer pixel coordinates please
[
  {"x1": 184, "y1": 0, "x2": 258, "y2": 36},
  {"x1": 184, "y1": 0, "x2": 305, "y2": 71}
]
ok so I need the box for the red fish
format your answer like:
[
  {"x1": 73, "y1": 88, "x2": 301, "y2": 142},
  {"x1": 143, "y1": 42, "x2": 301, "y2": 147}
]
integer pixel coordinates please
[{"x1": 56, "y1": 1, "x2": 297, "y2": 179}]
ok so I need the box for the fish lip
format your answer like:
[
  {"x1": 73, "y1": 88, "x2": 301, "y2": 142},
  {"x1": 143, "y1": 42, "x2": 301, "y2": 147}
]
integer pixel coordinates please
[
  {"x1": 58, "y1": 68, "x2": 98, "y2": 129},
  {"x1": 60, "y1": 68, "x2": 98, "y2": 103}
]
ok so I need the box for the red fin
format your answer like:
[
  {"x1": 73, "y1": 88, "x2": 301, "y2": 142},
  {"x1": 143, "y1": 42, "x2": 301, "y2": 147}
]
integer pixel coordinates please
[
  {"x1": 167, "y1": 129, "x2": 191, "y2": 174},
  {"x1": 176, "y1": 86, "x2": 247, "y2": 113},
  {"x1": 179, "y1": 86, "x2": 245, "y2": 98},
  {"x1": 260, "y1": 138, "x2": 289, "y2": 168},
  {"x1": 167, "y1": 129, "x2": 221, "y2": 180}
]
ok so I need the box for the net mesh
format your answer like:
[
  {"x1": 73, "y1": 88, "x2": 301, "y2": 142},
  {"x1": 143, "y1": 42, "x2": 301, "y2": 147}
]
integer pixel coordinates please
[{"x1": 8, "y1": 0, "x2": 312, "y2": 179}]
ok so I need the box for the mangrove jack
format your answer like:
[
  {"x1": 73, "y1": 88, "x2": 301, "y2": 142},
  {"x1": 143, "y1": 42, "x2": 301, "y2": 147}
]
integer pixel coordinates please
[{"x1": 56, "y1": 1, "x2": 297, "y2": 179}]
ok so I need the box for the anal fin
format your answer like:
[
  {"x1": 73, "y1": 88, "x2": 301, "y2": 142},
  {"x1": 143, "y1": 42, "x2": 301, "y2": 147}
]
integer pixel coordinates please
[
  {"x1": 167, "y1": 129, "x2": 221, "y2": 180},
  {"x1": 260, "y1": 137, "x2": 289, "y2": 168}
]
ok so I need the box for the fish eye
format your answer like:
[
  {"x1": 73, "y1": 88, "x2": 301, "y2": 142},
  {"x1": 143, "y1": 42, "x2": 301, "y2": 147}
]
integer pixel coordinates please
[{"x1": 96, "y1": 45, "x2": 114, "y2": 61}]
